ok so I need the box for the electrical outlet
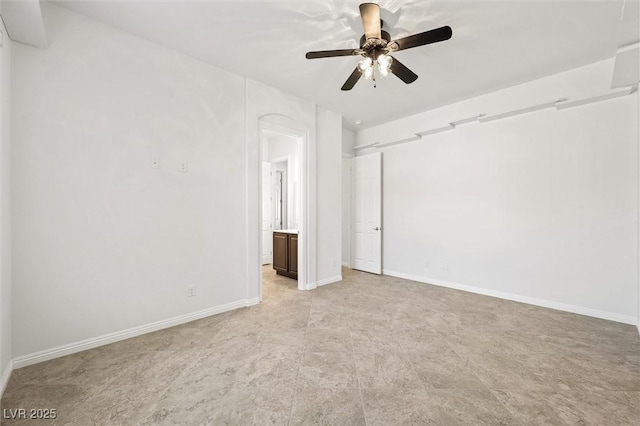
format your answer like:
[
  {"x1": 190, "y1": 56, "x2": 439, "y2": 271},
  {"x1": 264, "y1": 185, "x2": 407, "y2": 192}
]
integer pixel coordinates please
[
  {"x1": 188, "y1": 285, "x2": 196, "y2": 297},
  {"x1": 180, "y1": 162, "x2": 188, "y2": 173}
]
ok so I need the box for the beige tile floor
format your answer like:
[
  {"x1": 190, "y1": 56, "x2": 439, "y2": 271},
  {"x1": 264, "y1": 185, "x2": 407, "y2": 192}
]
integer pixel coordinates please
[{"x1": 2, "y1": 266, "x2": 639, "y2": 425}]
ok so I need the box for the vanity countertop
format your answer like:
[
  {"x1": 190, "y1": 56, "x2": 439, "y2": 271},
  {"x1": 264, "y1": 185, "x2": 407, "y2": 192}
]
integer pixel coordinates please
[{"x1": 275, "y1": 229, "x2": 298, "y2": 234}]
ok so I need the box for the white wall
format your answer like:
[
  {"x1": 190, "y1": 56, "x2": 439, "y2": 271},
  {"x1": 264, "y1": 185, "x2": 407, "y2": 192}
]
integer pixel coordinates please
[
  {"x1": 11, "y1": 3, "x2": 344, "y2": 361},
  {"x1": 342, "y1": 127, "x2": 355, "y2": 155},
  {"x1": 316, "y1": 108, "x2": 342, "y2": 284},
  {"x1": 341, "y1": 128, "x2": 355, "y2": 267},
  {"x1": 357, "y1": 58, "x2": 639, "y2": 324},
  {"x1": 341, "y1": 157, "x2": 351, "y2": 267},
  {"x1": 0, "y1": 7, "x2": 13, "y2": 393},
  {"x1": 12, "y1": 3, "x2": 248, "y2": 358}
]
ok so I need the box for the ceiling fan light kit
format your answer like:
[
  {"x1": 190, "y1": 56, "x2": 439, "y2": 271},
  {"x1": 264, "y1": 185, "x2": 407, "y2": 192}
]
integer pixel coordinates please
[
  {"x1": 305, "y1": 2, "x2": 453, "y2": 91},
  {"x1": 357, "y1": 54, "x2": 392, "y2": 81}
]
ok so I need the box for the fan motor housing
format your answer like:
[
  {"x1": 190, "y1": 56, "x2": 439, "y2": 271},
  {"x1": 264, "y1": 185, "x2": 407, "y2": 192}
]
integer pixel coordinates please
[{"x1": 360, "y1": 30, "x2": 391, "y2": 50}]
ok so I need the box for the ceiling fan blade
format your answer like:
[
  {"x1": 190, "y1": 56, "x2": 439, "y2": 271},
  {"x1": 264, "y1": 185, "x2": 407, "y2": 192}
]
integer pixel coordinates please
[
  {"x1": 341, "y1": 67, "x2": 362, "y2": 91},
  {"x1": 390, "y1": 26, "x2": 452, "y2": 51},
  {"x1": 359, "y1": 3, "x2": 381, "y2": 40},
  {"x1": 390, "y1": 57, "x2": 418, "y2": 84},
  {"x1": 306, "y1": 49, "x2": 359, "y2": 59}
]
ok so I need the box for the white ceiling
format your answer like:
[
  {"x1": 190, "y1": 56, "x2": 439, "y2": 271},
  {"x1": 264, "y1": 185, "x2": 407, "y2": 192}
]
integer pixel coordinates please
[{"x1": 53, "y1": 0, "x2": 638, "y2": 130}]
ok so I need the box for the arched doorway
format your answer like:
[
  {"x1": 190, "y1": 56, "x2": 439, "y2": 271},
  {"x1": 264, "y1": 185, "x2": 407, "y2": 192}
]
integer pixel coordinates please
[{"x1": 256, "y1": 114, "x2": 313, "y2": 300}]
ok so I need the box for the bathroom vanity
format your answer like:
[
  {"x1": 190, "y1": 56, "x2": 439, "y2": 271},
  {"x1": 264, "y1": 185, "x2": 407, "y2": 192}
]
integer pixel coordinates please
[{"x1": 273, "y1": 230, "x2": 298, "y2": 280}]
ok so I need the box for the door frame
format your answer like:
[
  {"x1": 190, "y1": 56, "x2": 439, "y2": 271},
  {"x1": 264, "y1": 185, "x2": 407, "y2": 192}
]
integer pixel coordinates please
[
  {"x1": 257, "y1": 118, "x2": 312, "y2": 300},
  {"x1": 261, "y1": 161, "x2": 274, "y2": 265},
  {"x1": 269, "y1": 155, "x2": 290, "y2": 231}
]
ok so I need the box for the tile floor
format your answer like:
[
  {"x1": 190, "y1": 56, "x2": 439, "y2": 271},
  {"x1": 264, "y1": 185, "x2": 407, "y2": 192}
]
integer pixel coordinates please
[{"x1": 1, "y1": 267, "x2": 639, "y2": 425}]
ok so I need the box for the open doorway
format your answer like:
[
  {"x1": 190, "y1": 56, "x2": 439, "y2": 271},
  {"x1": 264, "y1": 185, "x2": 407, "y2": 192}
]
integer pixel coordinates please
[{"x1": 258, "y1": 119, "x2": 307, "y2": 299}]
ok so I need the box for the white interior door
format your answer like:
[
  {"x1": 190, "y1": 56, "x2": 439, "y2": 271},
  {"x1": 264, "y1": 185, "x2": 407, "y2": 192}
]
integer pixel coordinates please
[
  {"x1": 352, "y1": 152, "x2": 382, "y2": 274},
  {"x1": 262, "y1": 162, "x2": 273, "y2": 265}
]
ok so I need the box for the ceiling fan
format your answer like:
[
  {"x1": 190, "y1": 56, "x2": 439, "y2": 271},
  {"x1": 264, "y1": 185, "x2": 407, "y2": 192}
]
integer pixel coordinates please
[{"x1": 305, "y1": 3, "x2": 452, "y2": 90}]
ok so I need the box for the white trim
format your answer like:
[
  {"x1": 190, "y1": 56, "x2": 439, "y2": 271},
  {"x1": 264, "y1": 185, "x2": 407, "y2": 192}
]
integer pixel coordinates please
[
  {"x1": 245, "y1": 297, "x2": 260, "y2": 307},
  {"x1": 0, "y1": 359, "x2": 13, "y2": 398},
  {"x1": 244, "y1": 78, "x2": 252, "y2": 307},
  {"x1": 478, "y1": 99, "x2": 563, "y2": 123},
  {"x1": 342, "y1": 152, "x2": 354, "y2": 158},
  {"x1": 449, "y1": 114, "x2": 485, "y2": 127},
  {"x1": 341, "y1": 261, "x2": 350, "y2": 267},
  {"x1": 269, "y1": 154, "x2": 290, "y2": 164},
  {"x1": 383, "y1": 270, "x2": 638, "y2": 326},
  {"x1": 617, "y1": 42, "x2": 640, "y2": 54},
  {"x1": 300, "y1": 281, "x2": 317, "y2": 291},
  {"x1": 376, "y1": 135, "x2": 421, "y2": 149},
  {"x1": 316, "y1": 275, "x2": 342, "y2": 287},
  {"x1": 637, "y1": 50, "x2": 640, "y2": 337},
  {"x1": 353, "y1": 142, "x2": 379, "y2": 151},
  {"x1": 12, "y1": 298, "x2": 257, "y2": 369},
  {"x1": 356, "y1": 88, "x2": 638, "y2": 153},
  {"x1": 415, "y1": 124, "x2": 455, "y2": 137},
  {"x1": 556, "y1": 87, "x2": 635, "y2": 110}
]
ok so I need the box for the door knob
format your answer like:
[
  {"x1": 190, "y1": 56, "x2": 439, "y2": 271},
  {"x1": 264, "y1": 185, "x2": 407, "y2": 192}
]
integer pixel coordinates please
[{"x1": 373, "y1": 227, "x2": 380, "y2": 231}]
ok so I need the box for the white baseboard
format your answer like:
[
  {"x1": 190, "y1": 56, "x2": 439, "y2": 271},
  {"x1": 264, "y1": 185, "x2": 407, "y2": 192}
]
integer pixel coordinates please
[
  {"x1": 1, "y1": 359, "x2": 13, "y2": 399},
  {"x1": 12, "y1": 298, "x2": 258, "y2": 369},
  {"x1": 299, "y1": 282, "x2": 316, "y2": 291},
  {"x1": 245, "y1": 297, "x2": 260, "y2": 307},
  {"x1": 383, "y1": 270, "x2": 638, "y2": 326},
  {"x1": 341, "y1": 262, "x2": 350, "y2": 268},
  {"x1": 316, "y1": 275, "x2": 343, "y2": 287}
]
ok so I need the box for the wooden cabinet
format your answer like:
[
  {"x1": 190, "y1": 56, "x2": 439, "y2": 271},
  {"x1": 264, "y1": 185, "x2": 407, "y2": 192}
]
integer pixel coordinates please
[
  {"x1": 273, "y1": 232, "x2": 298, "y2": 280},
  {"x1": 289, "y1": 234, "x2": 298, "y2": 275},
  {"x1": 273, "y1": 233, "x2": 288, "y2": 273}
]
